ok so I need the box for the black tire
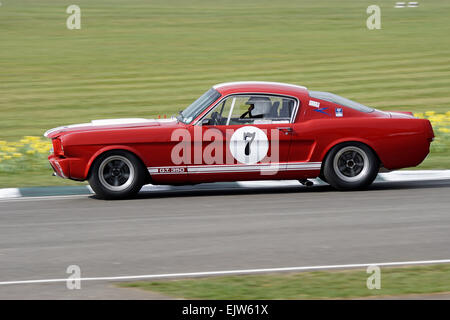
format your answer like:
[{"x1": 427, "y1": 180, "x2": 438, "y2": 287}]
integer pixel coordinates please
[
  {"x1": 323, "y1": 142, "x2": 379, "y2": 191},
  {"x1": 88, "y1": 150, "x2": 147, "y2": 199},
  {"x1": 318, "y1": 173, "x2": 328, "y2": 183}
]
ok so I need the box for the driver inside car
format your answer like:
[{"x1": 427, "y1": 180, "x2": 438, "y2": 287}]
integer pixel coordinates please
[{"x1": 240, "y1": 97, "x2": 271, "y2": 119}]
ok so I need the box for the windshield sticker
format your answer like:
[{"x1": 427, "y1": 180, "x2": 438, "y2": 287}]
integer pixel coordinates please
[
  {"x1": 309, "y1": 100, "x2": 320, "y2": 108},
  {"x1": 335, "y1": 108, "x2": 343, "y2": 117}
]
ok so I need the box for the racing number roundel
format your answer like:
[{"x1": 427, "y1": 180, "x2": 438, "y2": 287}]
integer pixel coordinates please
[{"x1": 229, "y1": 126, "x2": 269, "y2": 164}]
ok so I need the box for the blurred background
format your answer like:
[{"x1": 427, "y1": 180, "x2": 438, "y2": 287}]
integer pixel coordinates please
[{"x1": 0, "y1": 0, "x2": 449, "y2": 187}]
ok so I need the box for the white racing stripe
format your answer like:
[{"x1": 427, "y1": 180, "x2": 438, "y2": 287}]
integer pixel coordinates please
[
  {"x1": 0, "y1": 259, "x2": 449, "y2": 286},
  {"x1": 149, "y1": 162, "x2": 322, "y2": 175}
]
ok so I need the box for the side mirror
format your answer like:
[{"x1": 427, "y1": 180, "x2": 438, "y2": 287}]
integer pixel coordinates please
[{"x1": 201, "y1": 118, "x2": 211, "y2": 126}]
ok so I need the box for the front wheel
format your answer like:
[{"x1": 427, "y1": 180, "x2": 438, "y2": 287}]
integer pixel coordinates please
[
  {"x1": 323, "y1": 142, "x2": 379, "y2": 190},
  {"x1": 88, "y1": 150, "x2": 146, "y2": 199}
]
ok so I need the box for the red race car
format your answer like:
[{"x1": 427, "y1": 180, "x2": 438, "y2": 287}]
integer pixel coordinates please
[{"x1": 44, "y1": 81, "x2": 434, "y2": 199}]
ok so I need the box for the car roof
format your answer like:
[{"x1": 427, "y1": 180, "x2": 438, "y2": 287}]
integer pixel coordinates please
[{"x1": 212, "y1": 81, "x2": 308, "y2": 96}]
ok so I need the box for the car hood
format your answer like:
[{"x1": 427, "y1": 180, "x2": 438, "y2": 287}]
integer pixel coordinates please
[{"x1": 44, "y1": 118, "x2": 177, "y2": 138}]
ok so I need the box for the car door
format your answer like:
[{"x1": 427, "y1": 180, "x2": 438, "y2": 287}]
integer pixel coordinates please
[{"x1": 187, "y1": 94, "x2": 298, "y2": 183}]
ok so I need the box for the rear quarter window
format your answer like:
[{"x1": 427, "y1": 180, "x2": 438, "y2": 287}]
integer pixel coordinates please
[{"x1": 309, "y1": 91, "x2": 374, "y2": 113}]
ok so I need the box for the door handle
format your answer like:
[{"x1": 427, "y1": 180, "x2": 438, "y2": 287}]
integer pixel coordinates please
[
  {"x1": 276, "y1": 127, "x2": 293, "y2": 135},
  {"x1": 276, "y1": 127, "x2": 293, "y2": 132}
]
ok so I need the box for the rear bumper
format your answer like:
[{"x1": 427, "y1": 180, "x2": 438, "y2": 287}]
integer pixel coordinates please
[{"x1": 48, "y1": 155, "x2": 70, "y2": 179}]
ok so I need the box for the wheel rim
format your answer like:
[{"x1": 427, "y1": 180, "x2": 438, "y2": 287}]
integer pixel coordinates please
[
  {"x1": 333, "y1": 146, "x2": 369, "y2": 182},
  {"x1": 98, "y1": 155, "x2": 135, "y2": 192}
]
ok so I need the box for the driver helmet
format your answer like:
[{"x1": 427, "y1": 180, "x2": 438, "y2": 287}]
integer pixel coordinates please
[{"x1": 245, "y1": 96, "x2": 271, "y2": 115}]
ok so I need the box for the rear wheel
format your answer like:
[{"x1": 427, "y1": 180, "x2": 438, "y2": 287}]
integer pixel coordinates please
[
  {"x1": 88, "y1": 150, "x2": 146, "y2": 199},
  {"x1": 323, "y1": 142, "x2": 378, "y2": 190}
]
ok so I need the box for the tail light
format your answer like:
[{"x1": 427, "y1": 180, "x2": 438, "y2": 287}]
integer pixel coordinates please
[
  {"x1": 52, "y1": 138, "x2": 64, "y2": 156},
  {"x1": 424, "y1": 120, "x2": 435, "y2": 142}
]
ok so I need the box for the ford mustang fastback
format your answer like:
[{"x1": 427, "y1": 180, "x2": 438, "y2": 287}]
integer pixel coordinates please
[{"x1": 44, "y1": 81, "x2": 434, "y2": 199}]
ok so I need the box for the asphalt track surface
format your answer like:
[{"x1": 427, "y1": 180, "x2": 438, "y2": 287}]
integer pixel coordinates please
[{"x1": 0, "y1": 179, "x2": 449, "y2": 299}]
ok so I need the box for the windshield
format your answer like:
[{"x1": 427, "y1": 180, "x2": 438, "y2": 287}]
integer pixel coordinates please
[
  {"x1": 309, "y1": 91, "x2": 374, "y2": 113},
  {"x1": 178, "y1": 88, "x2": 221, "y2": 124}
]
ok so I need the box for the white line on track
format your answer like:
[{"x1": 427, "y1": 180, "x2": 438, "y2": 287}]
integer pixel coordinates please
[
  {"x1": 0, "y1": 194, "x2": 90, "y2": 202},
  {"x1": 1, "y1": 259, "x2": 449, "y2": 286},
  {"x1": 1, "y1": 171, "x2": 449, "y2": 203},
  {"x1": 0, "y1": 188, "x2": 21, "y2": 198}
]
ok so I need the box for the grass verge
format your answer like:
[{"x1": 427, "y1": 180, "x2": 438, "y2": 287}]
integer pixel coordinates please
[
  {"x1": 119, "y1": 264, "x2": 450, "y2": 299},
  {"x1": 1, "y1": 0, "x2": 449, "y2": 187}
]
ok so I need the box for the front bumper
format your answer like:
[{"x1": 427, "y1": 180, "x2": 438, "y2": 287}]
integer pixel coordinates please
[{"x1": 48, "y1": 155, "x2": 70, "y2": 179}]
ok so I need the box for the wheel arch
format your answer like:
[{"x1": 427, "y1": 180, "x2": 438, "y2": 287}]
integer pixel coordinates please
[
  {"x1": 85, "y1": 146, "x2": 150, "y2": 182},
  {"x1": 319, "y1": 139, "x2": 382, "y2": 173}
]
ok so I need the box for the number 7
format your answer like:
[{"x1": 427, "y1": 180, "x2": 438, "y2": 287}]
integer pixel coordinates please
[{"x1": 243, "y1": 132, "x2": 256, "y2": 156}]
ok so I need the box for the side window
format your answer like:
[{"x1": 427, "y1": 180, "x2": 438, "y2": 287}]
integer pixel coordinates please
[
  {"x1": 201, "y1": 95, "x2": 296, "y2": 126},
  {"x1": 201, "y1": 97, "x2": 234, "y2": 125}
]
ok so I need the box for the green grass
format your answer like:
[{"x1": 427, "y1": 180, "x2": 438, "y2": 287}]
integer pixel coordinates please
[
  {"x1": 119, "y1": 264, "x2": 450, "y2": 299},
  {"x1": 0, "y1": 172, "x2": 86, "y2": 188},
  {"x1": 1, "y1": 0, "x2": 449, "y2": 187}
]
